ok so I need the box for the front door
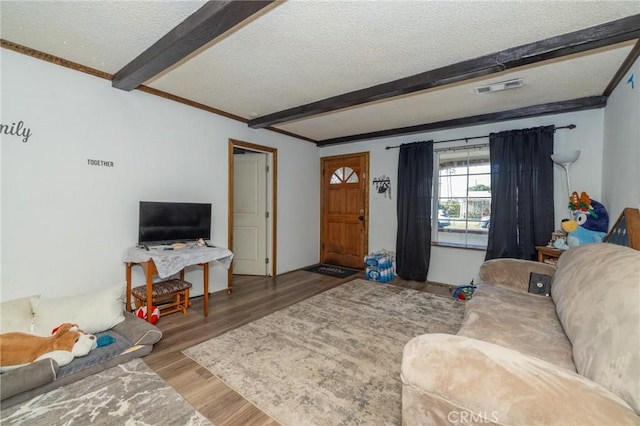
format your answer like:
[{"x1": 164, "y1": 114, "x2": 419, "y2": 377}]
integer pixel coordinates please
[{"x1": 320, "y1": 153, "x2": 369, "y2": 269}]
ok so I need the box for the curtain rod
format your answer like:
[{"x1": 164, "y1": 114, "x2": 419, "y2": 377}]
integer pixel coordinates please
[{"x1": 384, "y1": 124, "x2": 576, "y2": 150}]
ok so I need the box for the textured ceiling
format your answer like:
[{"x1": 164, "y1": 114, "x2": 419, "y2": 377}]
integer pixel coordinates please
[
  {"x1": 277, "y1": 42, "x2": 636, "y2": 140},
  {"x1": 1, "y1": 0, "x2": 639, "y2": 144},
  {"x1": 0, "y1": 1, "x2": 207, "y2": 71}
]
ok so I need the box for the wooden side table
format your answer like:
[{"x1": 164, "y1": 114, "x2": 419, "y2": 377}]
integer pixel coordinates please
[
  {"x1": 126, "y1": 260, "x2": 210, "y2": 321},
  {"x1": 535, "y1": 246, "x2": 563, "y2": 265},
  {"x1": 123, "y1": 245, "x2": 233, "y2": 322}
]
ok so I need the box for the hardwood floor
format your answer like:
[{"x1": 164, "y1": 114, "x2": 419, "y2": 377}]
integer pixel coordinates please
[{"x1": 143, "y1": 270, "x2": 453, "y2": 425}]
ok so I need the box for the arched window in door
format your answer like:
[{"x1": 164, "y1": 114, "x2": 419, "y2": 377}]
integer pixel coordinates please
[{"x1": 330, "y1": 166, "x2": 359, "y2": 184}]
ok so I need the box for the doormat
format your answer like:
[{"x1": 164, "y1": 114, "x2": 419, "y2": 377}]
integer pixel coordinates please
[{"x1": 304, "y1": 264, "x2": 361, "y2": 278}]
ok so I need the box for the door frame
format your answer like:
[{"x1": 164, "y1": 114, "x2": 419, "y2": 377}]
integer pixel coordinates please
[
  {"x1": 228, "y1": 139, "x2": 278, "y2": 285},
  {"x1": 320, "y1": 151, "x2": 370, "y2": 267}
]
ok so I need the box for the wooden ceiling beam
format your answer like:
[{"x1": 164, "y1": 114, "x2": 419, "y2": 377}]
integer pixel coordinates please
[
  {"x1": 249, "y1": 14, "x2": 640, "y2": 129},
  {"x1": 316, "y1": 96, "x2": 607, "y2": 146},
  {"x1": 113, "y1": 0, "x2": 275, "y2": 91}
]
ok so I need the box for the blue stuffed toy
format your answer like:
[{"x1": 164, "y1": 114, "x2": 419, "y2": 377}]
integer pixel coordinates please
[
  {"x1": 555, "y1": 192, "x2": 609, "y2": 250},
  {"x1": 97, "y1": 334, "x2": 115, "y2": 347}
]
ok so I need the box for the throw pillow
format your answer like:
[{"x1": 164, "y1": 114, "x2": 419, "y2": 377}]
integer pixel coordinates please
[
  {"x1": 0, "y1": 295, "x2": 40, "y2": 333},
  {"x1": 31, "y1": 283, "x2": 125, "y2": 335}
]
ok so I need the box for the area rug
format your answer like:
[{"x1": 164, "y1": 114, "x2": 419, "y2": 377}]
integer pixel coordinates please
[
  {"x1": 0, "y1": 359, "x2": 212, "y2": 426},
  {"x1": 183, "y1": 278, "x2": 465, "y2": 425},
  {"x1": 303, "y1": 263, "x2": 361, "y2": 278}
]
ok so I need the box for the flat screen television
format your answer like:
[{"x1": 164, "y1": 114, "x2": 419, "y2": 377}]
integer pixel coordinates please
[{"x1": 138, "y1": 201, "x2": 211, "y2": 245}]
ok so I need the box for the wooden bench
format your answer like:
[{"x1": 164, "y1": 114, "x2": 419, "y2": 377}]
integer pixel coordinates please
[{"x1": 132, "y1": 279, "x2": 192, "y2": 316}]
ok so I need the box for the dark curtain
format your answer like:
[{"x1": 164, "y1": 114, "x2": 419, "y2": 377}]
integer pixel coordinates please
[
  {"x1": 396, "y1": 141, "x2": 434, "y2": 281},
  {"x1": 485, "y1": 126, "x2": 555, "y2": 261}
]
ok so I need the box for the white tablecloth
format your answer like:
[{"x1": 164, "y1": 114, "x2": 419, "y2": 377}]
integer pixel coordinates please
[{"x1": 123, "y1": 245, "x2": 234, "y2": 278}]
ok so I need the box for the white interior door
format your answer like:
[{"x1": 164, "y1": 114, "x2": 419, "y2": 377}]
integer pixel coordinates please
[{"x1": 233, "y1": 152, "x2": 267, "y2": 275}]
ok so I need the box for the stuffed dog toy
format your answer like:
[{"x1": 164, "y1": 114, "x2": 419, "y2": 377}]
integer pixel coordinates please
[
  {"x1": 555, "y1": 192, "x2": 609, "y2": 249},
  {"x1": 0, "y1": 323, "x2": 97, "y2": 372}
]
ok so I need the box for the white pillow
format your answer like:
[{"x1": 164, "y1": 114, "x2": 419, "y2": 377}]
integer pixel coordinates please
[
  {"x1": 0, "y1": 295, "x2": 39, "y2": 333},
  {"x1": 31, "y1": 283, "x2": 125, "y2": 336}
]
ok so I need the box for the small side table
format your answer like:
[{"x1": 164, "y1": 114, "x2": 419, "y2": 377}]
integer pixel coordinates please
[
  {"x1": 123, "y1": 245, "x2": 233, "y2": 322},
  {"x1": 535, "y1": 246, "x2": 563, "y2": 265},
  {"x1": 126, "y1": 261, "x2": 208, "y2": 320}
]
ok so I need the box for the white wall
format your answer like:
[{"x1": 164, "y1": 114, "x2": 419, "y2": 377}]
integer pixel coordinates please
[
  {"x1": 1, "y1": 49, "x2": 320, "y2": 302},
  {"x1": 320, "y1": 109, "x2": 605, "y2": 285},
  {"x1": 4, "y1": 46, "x2": 632, "y2": 300},
  {"x1": 603, "y1": 56, "x2": 640, "y2": 215}
]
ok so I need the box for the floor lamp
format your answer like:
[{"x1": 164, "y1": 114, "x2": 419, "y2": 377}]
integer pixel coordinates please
[{"x1": 551, "y1": 150, "x2": 580, "y2": 215}]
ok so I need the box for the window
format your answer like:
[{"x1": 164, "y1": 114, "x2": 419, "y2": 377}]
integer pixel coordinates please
[
  {"x1": 433, "y1": 145, "x2": 491, "y2": 248},
  {"x1": 330, "y1": 166, "x2": 359, "y2": 184}
]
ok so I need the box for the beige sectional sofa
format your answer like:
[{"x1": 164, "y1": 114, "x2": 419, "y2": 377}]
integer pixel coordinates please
[{"x1": 402, "y1": 243, "x2": 640, "y2": 425}]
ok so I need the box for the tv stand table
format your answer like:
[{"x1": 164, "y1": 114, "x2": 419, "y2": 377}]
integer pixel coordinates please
[{"x1": 123, "y1": 245, "x2": 234, "y2": 321}]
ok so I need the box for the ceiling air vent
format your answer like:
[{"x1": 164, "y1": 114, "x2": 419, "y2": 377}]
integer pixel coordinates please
[{"x1": 473, "y1": 78, "x2": 523, "y2": 94}]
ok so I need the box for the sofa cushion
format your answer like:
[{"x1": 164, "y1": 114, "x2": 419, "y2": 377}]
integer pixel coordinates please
[
  {"x1": 552, "y1": 243, "x2": 640, "y2": 415},
  {"x1": 458, "y1": 283, "x2": 575, "y2": 371},
  {"x1": 478, "y1": 258, "x2": 556, "y2": 293},
  {"x1": 31, "y1": 283, "x2": 125, "y2": 335},
  {"x1": 0, "y1": 296, "x2": 39, "y2": 333},
  {"x1": 402, "y1": 334, "x2": 639, "y2": 425}
]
